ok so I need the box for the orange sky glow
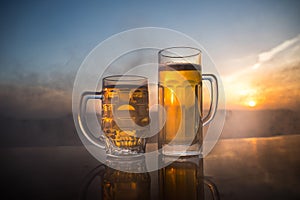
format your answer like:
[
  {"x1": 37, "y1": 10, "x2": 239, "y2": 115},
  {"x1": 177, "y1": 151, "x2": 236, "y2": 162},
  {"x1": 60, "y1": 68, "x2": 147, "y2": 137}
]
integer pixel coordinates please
[{"x1": 221, "y1": 34, "x2": 300, "y2": 110}]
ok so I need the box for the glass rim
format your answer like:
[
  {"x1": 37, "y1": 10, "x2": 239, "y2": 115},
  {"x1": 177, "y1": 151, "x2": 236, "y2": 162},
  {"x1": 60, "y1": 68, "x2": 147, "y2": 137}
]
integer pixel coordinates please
[
  {"x1": 159, "y1": 46, "x2": 202, "y2": 58},
  {"x1": 103, "y1": 75, "x2": 148, "y2": 82}
]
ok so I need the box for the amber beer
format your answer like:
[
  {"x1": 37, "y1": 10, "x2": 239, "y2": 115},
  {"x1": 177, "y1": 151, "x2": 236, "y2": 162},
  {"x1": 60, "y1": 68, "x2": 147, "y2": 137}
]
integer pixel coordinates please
[
  {"x1": 158, "y1": 47, "x2": 204, "y2": 157},
  {"x1": 79, "y1": 75, "x2": 150, "y2": 156},
  {"x1": 158, "y1": 47, "x2": 218, "y2": 156},
  {"x1": 159, "y1": 63, "x2": 202, "y2": 154},
  {"x1": 101, "y1": 83, "x2": 150, "y2": 154}
]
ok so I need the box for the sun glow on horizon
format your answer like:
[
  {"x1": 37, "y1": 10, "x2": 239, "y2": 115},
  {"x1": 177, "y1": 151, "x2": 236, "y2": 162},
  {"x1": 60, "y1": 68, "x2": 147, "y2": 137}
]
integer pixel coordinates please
[{"x1": 247, "y1": 100, "x2": 257, "y2": 108}]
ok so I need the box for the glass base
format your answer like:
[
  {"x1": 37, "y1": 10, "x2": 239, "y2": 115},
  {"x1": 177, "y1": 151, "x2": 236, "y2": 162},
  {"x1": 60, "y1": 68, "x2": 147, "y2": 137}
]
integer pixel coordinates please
[
  {"x1": 106, "y1": 152, "x2": 144, "y2": 160},
  {"x1": 162, "y1": 144, "x2": 202, "y2": 157},
  {"x1": 105, "y1": 137, "x2": 145, "y2": 158}
]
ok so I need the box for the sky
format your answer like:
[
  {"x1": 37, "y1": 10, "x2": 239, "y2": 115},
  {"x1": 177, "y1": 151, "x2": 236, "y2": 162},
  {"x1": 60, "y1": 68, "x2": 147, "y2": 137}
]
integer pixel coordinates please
[{"x1": 0, "y1": 0, "x2": 299, "y2": 118}]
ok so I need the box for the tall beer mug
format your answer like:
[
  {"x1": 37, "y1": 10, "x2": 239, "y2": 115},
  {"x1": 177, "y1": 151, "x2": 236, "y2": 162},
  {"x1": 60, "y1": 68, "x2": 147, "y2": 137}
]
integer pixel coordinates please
[{"x1": 158, "y1": 47, "x2": 218, "y2": 156}]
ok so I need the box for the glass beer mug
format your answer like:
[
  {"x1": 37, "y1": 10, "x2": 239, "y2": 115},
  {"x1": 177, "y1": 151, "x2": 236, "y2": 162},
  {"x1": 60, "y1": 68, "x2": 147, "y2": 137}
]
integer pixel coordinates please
[
  {"x1": 79, "y1": 75, "x2": 150, "y2": 157},
  {"x1": 158, "y1": 47, "x2": 218, "y2": 156}
]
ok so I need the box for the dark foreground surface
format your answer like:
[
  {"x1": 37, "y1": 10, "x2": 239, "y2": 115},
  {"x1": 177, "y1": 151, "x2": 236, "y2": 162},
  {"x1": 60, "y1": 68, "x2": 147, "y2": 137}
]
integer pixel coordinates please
[{"x1": 1, "y1": 135, "x2": 300, "y2": 200}]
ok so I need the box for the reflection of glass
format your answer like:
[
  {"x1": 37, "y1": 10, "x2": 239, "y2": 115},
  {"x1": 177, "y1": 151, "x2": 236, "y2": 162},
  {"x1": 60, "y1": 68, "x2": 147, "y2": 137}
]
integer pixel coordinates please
[
  {"x1": 80, "y1": 157, "x2": 219, "y2": 200},
  {"x1": 103, "y1": 167, "x2": 151, "y2": 200},
  {"x1": 159, "y1": 156, "x2": 219, "y2": 200},
  {"x1": 80, "y1": 158, "x2": 151, "y2": 200}
]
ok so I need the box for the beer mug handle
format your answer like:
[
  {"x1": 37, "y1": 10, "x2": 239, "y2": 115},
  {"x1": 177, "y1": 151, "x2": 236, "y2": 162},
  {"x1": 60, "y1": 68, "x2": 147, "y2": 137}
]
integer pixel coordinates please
[
  {"x1": 202, "y1": 74, "x2": 218, "y2": 126},
  {"x1": 204, "y1": 178, "x2": 220, "y2": 200},
  {"x1": 78, "y1": 91, "x2": 105, "y2": 149}
]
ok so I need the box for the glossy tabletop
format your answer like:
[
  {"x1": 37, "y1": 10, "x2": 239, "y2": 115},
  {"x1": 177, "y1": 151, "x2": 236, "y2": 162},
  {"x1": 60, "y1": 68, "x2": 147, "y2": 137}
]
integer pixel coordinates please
[{"x1": 1, "y1": 135, "x2": 299, "y2": 200}]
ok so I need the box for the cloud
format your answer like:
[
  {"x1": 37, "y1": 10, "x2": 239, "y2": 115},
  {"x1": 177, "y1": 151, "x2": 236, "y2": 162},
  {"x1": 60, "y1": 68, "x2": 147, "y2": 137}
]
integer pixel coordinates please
[
  {"x1": 0, "y1": 84, "x2": 71, "y2": 119},
  {"x1": 253, "y1": 34, "x2": 300, "y2": 69}
]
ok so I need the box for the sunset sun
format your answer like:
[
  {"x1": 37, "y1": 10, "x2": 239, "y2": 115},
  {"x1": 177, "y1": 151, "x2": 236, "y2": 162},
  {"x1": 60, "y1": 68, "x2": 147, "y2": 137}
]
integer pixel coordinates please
[{"x1": 247, "y1": 100, "x2": 257, "y2": 108}]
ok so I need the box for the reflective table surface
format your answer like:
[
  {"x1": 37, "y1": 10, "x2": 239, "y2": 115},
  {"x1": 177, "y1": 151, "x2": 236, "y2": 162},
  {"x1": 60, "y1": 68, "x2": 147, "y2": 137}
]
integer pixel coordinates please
[{"x1": 1, "y1": 135, "x2": 299, "y2": 199}]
